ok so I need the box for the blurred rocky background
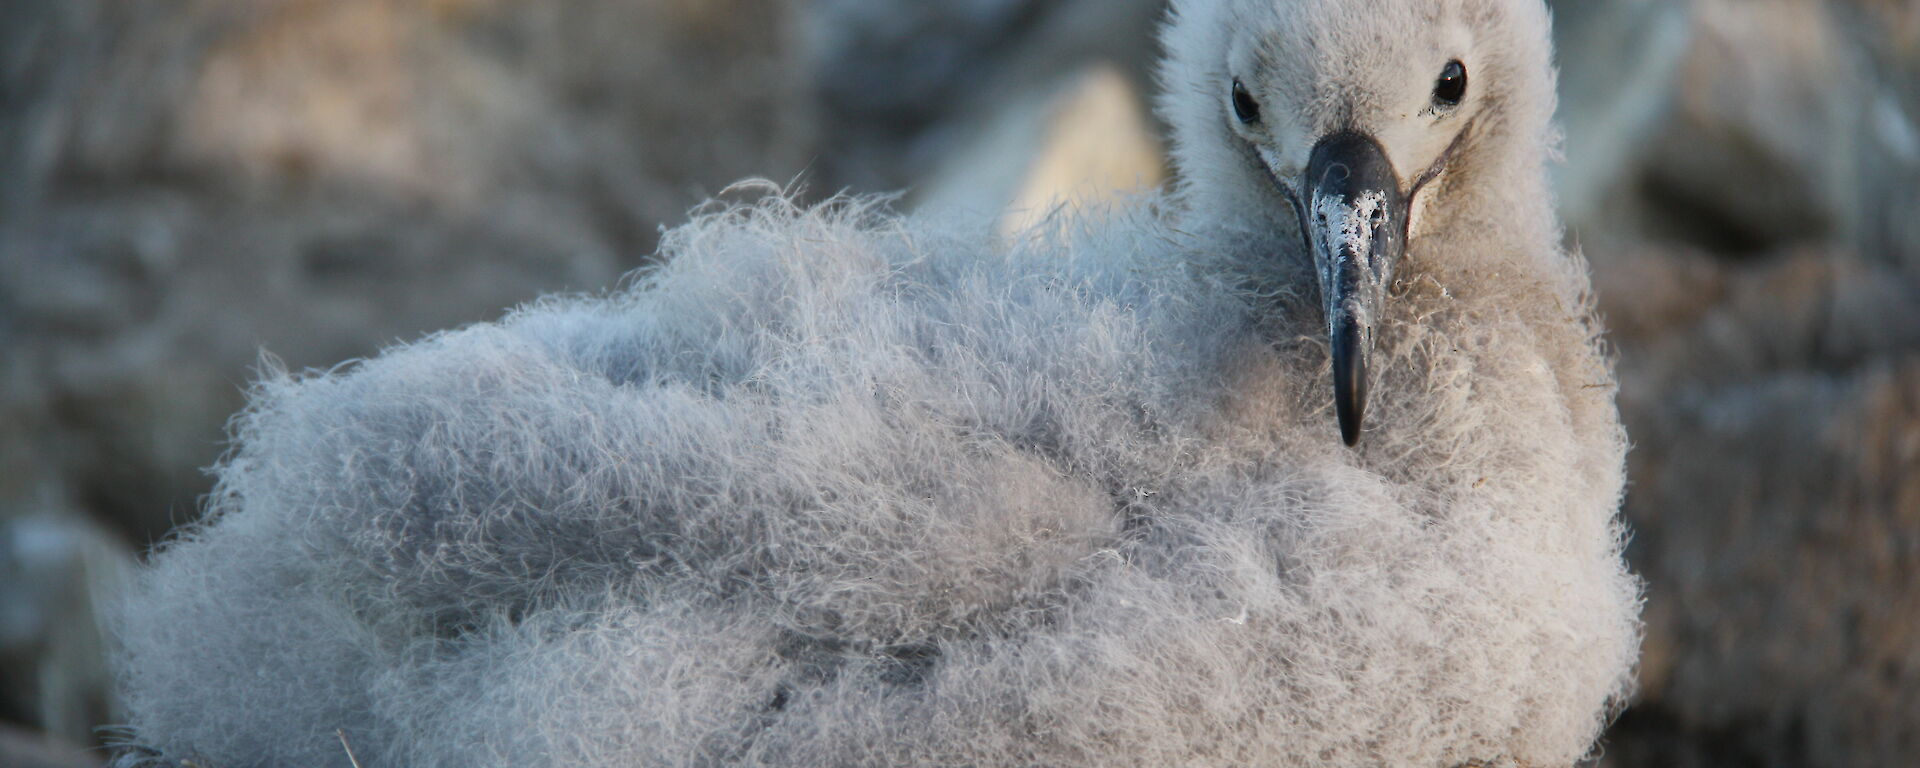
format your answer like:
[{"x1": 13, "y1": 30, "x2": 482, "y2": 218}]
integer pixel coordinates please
[{"x1": 1, "y1": 0, "x2": 1915, "y2": 765}]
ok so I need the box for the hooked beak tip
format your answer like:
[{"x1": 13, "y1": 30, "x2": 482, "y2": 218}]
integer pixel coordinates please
[{"x1": 1331, "y1": 318, "x2": 1367, "y2": 447}]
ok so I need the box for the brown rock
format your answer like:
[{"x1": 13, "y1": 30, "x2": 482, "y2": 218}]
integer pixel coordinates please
[
  {"x1": 0, "y1": 0, "x2": 814, "y2": 543},
  {"x1": 1598, "y1": 247, "x2": 1920, "y2": 767},
  {"x1": 0, "y1": 723, "x2": 104, "y2": 768}
]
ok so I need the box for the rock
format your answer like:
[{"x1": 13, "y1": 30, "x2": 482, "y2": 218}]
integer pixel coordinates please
[
  {"x1": 0, "y1": 723, "x2": 103, "y2": 768},
  {"x1": 916, "y1": 64, "x2": 1165, "y2": 233},
  {"x1": 801, "y1": 0, "x2": 1167, "y2": 192},
  {"x1": 1609, "y1": 0, "x2": 1920, "y2": 261},
  {"x1": 0, "y1": 0, "x2": 814, "y2": 544},
  {"x1": 1595, "y1": 247, "x2": 1920, "y2": 767},
  {"x1": 0, "y1": 504, "x2": 132, "y2": 748},
  {"x1": 1548, "y1": 0, "x2": 1694, "y2": 229}
]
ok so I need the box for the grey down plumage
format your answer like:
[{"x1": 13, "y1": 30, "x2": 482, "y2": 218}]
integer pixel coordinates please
[{"x1": 112, "y1": 0, "x2": 1641, "y2": 766}]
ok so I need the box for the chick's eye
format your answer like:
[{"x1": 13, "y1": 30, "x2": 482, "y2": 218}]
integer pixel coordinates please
[
  {"x1": 1231, "y1": 79, "x2": 1261, "y2": 124},
  {"x1": 1433, "y1": 60, "x2": 1467, "y2": 106}
]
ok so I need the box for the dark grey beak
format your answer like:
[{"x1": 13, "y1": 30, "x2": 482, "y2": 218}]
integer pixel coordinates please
[{"x1": 1301, "y1": 131, "x2": 1407, "y2": 447}]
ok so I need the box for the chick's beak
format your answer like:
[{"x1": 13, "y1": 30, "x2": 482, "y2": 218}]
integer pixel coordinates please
[{"x1": 1299, "y1": 131, "x2": 1407, "y2": 447}]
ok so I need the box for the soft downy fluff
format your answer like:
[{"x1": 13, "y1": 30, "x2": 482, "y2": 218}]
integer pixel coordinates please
[{"x1": 115, "y1": 188, "x2": 1636, "y2": 767}]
